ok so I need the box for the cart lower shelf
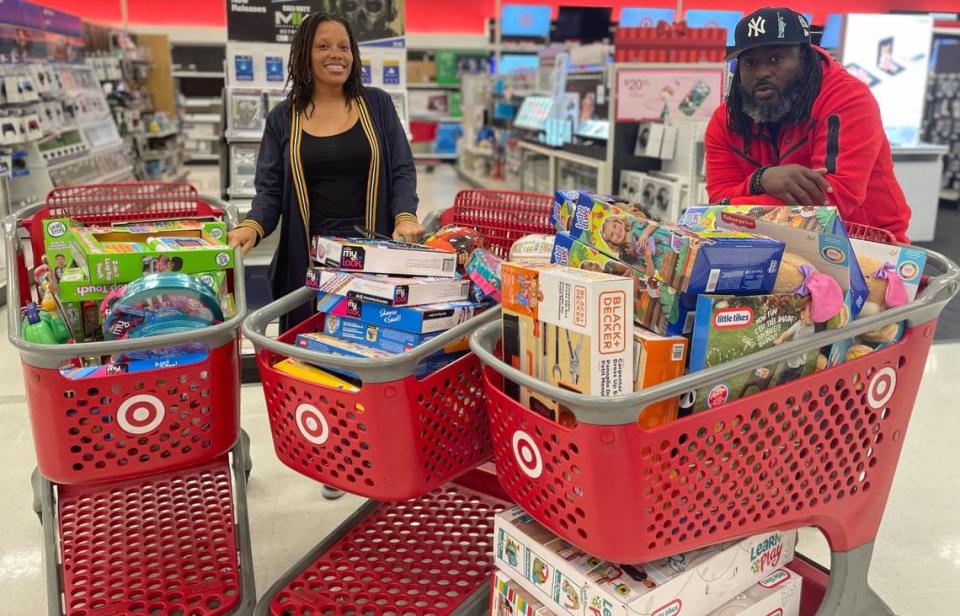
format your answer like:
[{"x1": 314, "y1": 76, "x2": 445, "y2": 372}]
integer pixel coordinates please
[{"x1": 37, "y1": 436, "x2": 256, "y2": 616}]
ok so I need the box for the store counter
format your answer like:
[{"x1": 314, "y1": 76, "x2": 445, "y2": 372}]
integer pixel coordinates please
[{"x1": 892, "y1": 143, "x2": 948, "y2": 242}]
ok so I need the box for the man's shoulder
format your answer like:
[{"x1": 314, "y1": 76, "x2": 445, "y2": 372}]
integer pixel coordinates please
[{"x1": 816, "y1": 59, "x2": 875, "y2": 111}]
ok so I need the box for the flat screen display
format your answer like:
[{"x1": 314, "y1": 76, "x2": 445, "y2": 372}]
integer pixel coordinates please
[
  {"x1": 501, "y1": 4, "x2": 552, "y2": 38},
  {"x1": 497, "y1": 54, "x2": 540, "y2": 75},
  {"x1": 820, "y1": 13, "x2": 844, "y2": 49},
  {"x1": 554, "y1": 6, "x2": 612, "y2": 43},
  {"x1": 619, "y1": 8, "x2": 675, "y2": 28},
  {"x1": 684, "y1": 10, "x2": 743, "y2": 47}
]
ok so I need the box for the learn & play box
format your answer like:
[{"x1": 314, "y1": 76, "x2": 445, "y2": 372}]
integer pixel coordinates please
[{"x1": 705, "y1": 568, "x2": 802, "y2": 616}]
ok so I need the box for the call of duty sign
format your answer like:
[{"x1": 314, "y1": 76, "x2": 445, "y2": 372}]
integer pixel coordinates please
[{"x1": 227, "y1": 0, "x2": 405, "y2": 44}]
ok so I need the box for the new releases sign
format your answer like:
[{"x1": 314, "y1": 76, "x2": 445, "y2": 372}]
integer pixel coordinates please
[{"x1": 227, "y1": 0, "x2": 405, "y2": 44}]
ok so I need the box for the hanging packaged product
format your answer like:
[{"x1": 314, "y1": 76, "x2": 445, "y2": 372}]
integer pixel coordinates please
[
  {"x1": 494, "y1": 506, "x2": 797, "y2": 616},
  {"x1": 311, "y1": 237, "x2": 457, "y2": 278},
  {"x1": 306, "y1": 268, "x2": 472, "y2": 306}
]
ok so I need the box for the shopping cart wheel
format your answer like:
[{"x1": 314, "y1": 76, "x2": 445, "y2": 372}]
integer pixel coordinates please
[
  {"x1": 240, "y1": 429, "x2": 253, "y2": 481},
  {"x1": 30, "y1": 468, "x2": 42, "y2": 523},
  {"x1": 819, "y1": 543, "x2": 896, "y2": 616}
]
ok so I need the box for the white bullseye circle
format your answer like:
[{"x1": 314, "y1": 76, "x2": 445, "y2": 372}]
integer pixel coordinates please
[
  {"x1": 117, "y1": 394, "x2": 166, "y2": 435},
  {"x1": 867, "y1": 367, "x2": 897, "y2": 409},
  {"x1": 296, "y1": 403, "x2": 330, "y2": 445},
  {"x1": 512, "y1": 430, "x2": 543, "y2": 479}
]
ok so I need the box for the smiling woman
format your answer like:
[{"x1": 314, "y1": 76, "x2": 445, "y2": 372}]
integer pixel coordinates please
[{"x1": 227, "y1": 12, "x2": 423, "y2": 337}]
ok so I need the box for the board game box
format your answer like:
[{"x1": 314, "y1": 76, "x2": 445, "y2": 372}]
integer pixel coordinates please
[
  {"x1": 321, "y1": 295, "x2": 486, "y2": 334},
  {"x1": 306, "y1": 268, "x2": 472, "y2": 306},
  {"x1": 705, "y1": 568, "x2": 802, "y2": 616},
  {"x1": 311, "y1": 237, "x2": 457, "y2": 278}
]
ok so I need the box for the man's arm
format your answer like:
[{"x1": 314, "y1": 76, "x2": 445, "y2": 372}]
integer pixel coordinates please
[{"x1": 705, "y1": 111, "x2": 784, "y2": 205}]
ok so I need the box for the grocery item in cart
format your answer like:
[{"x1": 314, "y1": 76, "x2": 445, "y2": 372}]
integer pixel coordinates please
[
  {"x1": 705, "y1": 568, "x2": 802, "y2": 616},
  {"x1": 311, "y1": 237, "x2": 457, "y2": 278},
  {"x1": 633, "y1": 327, "x2": 687, "y2": 428},
  {"x1": 552, "y1": 231, "x2": 697, "y2": 336},
  {"x1": 306, "y1": 268, "x2": 472, "y2": 306},
  {"x1": 494, "y1": 506, "x2": 797, "y2": 616},
  {"x1": 509, "y1": 234, "x2": 557, "y2": 265},
  {"x1": 323, "y1": 295, "x2": 486, "y2": 334},
  {"x1": 570, "y1": 199, "x2": 785, "y2": 293},
  {"x1": 493, "y1": 571, "x2": 556, "y2": 616}
]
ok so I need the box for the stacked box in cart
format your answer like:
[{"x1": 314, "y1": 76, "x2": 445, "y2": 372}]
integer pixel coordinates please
[
  {"x1": 494, "y1": 572, "x2": 555, "y2": 616},
  {"x1": 307, "y1": 267, "x2": 471, "y2": 306},
  {"x1": 312, "y1": 237, "x2": 457, "y2": 278},
  {"x1": 295, "y1": 331, "x2": 464, "y2": 378},
  {"x1": 570, "y1": 199, "x2": 784, "y2": 294},
  {"x1": 494, "y1": 506, "x2": 797, "y2": 616},
  {"x1": 323, "y1": 294, "x2": 486, "y2": 334},
  {"x1": 323, "y1": 313, "x2": 439, "y2": 354},
  {"x1": 706, "y1": 568, "x2": 802, "y2": 616}
]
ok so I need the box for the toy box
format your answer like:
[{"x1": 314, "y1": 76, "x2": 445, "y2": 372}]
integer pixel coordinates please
[
  {"x1": 43, "y1": 217, "x2": 234, "y2": 285},
  {"x1": 552, "y1": 232, "x2": 697, "y2": 336},
  {"x1": 494, "y1": 506, "x2": 797, "y2": 616},
  {"x1": 322, "y1": 295, "x2": 486, "y2": 334},
  {"x1": 680, "y1": 206, "x2": 869, "y2": 316},
  {"x1": 323, "y1": 313, "x2": 440, "y2": 354},
  {"x1": 570, "y1": 200, "x2": 784, "y2": 294},
  {"x1": 633, "y1": 327, "x2": 687, "y2": 429},
  {"x1": 306, "y1": 268, "x2": 472, "y2": 306},
  {"x1": 311, "y1": 237, "x2": 457, "y2": 278},
  {"x1": 690, "y1": 294, "x2": 821, "y2": 412},
  {"x1": 493, "y1": 572, "x2": 556, "y2": 616},
  {"x1": 502, "y1": 263, "x2": 634, "y2": 401},
  {"x1": 551, "y1": 191, "x2": 649, "y2": 234},
  {"x1": 295, "y1": 332, "x2": 466, "y2": 379},
  {"x1": 849, "y1": 238, "x2": 926, "y2": 304},
  {"x1": 271, "y1": 358, "x2": 360, "y2": 392},
  {"x1": 60, "y1": 351, "x2": 209, "y2": 379},
  {"x1": 705, "y1": 568, "x2": 802, "y2": 616}
]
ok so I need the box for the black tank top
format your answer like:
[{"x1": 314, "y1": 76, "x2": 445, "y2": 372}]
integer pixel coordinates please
[{"x1": 301, "y1": 119, "x2": 371, "y2": 234}]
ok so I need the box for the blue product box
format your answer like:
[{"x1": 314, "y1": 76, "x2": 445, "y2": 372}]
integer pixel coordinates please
[
  {"x1": 295, "y1": 332, "x2": 465, "y2": 379},
  {"x1": 324, "y1": 314, "x2": 438, "y2": 354},
  {"x1": 319, "y1": 293, "x2": 485, "y2": 334}
]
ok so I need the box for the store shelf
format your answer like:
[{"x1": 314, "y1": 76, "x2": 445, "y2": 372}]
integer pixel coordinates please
[
  {"x1": 456, "y1": 164, "x2": 514, "y2": 192},
  {"x1": 184, "y1": 134, "x2": 219, "y2": 142},
  {"x1": 407, "y1": 83, "x2": 460, "y2": 90},
  {"x1": 229, "y1": 187, "x2": 257, "y2": 199},
  {"x1": 414, "y1": 152, "x2": 458, "y2": 161},
  {"x1": 183, "y1": 113, "x2": 220, "y2": 123},
  {"x1": 225, "y1": 129, "x2": 264, "y2": 143},
  {"x1": 498, "y1": 42, "x2": 544, "y2": 52},
  {"x1": 141, "y1": 128, "x2": 179, "y2": 139},
  {"x1": 172, "y1": 70, "x2": 225, "y2": 79},
  {"x1": 406, "y1": 33, "x2": 487, "y2": 50},
  {"x1": 184, "y1": 97, "x2": 222, "y2": 107},
  {"x1": 186, "y1": 153, "x2": 219, "y2": 162},
  {"x1": 410, "y1": 116, "x2": 463, "y2": 123}
]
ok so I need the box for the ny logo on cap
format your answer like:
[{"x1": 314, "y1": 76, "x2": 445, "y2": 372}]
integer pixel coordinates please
[{"x1": 747, "y1": 16, "x2": 766, "y2": 38}]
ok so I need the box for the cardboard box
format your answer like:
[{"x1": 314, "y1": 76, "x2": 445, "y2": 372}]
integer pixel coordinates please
[
  {"x1": 706, "y1": 568, "x2": 802, "y2": 616},
  {"x1": 551, "y1": 191, "x2": 649, "y2": 235},
  {"x1": 494, "y1": 506, "x2": 798, "y2": 616},
  {"x1": 552, "y1": 232, "x2": 697, "y2": 336},
  {"x1": 570, "y1": 200, "x2": 784, "y2": 294},
  {"x1": 634, "y1": 122, "x2": 666, "y2": 157},
  {"x1": 44, "y1": 218, "x2": 233, "y2": 285},
  {"x1": 849, "y1": 238, "x2": 926, "y2": 303},
  {"x1": 633, "y1": 327, "x2": 687, "y2": 428},
  {"x1": 312, "y1": 237, "x2": 457, "y2": 278},
  {"x1": 690, "y1": 294, "x2": 820, "y2": 411},
  {"x1": 407, "y1": 59, "x2": 437, "y2": 84},
  {"x1": 294, "y1": 332, "x2": 465, "y2": 378},
  {"x1": 493, "y1": 572, "x2": 556, "y2": 616},
  {"x1": 271, "y1": 358, "x2": 360, "y2": 392},
  {"x1": 306, "y1": 268, "x2": 472, "y2": 306},
  {"x1": 681, "y1": 205, "x2": 845, "y2": 235},
  {"x1": 323, "y1": 313, "x2": 439, "y2": 353},
  {"x1": 322, "y1": 295, "x2": 485, "y2": 334},
  {"x1": 502, "y1": 263, "x2": 634, "y2": 399}
]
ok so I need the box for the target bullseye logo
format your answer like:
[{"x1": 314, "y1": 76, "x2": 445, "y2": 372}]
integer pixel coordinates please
[
  {"x1": 512, "y1": 430, "x2": 543, "y2": 479},
  {"x1": 296, "y1": 403, "x2": 330, "y2": 445},
  {"x1": 117, "y1": 394, "x2": 166, "y2": 435},
  {"x1": 867, "y1": 367, "x2": 897, "y2": 409}
]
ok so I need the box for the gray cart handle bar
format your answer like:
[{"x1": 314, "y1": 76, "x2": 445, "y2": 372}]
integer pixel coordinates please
[
  {"x1": 5, "y1": 195, "x2": 247, "y2": 371},
  {"x1": 469, "y1": 246, "x2": 960, "y2": 427},
  {"x1": 242, "y1": 285, "x2": 501, "y2": 384}
]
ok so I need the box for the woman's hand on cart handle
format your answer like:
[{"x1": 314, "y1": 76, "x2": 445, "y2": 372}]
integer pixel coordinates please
[
  {"x1": 393, "y1": 218, "x2": 426, "y2": 243},
  {"x1": 228, "y1": 227, "x2": 258, "y2": 256}
]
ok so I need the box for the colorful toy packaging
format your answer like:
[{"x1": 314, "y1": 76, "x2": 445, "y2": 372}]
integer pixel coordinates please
[
  {"x1": 311, "y1": 237, "x2": 457, "y2": 278},
  {"x1": 689, "y1": 294, "x2": 823, "y2": 412},
  {"x1": 294, "y1": 331, "x2": 466, "y2": 379},
  {"x1": 501, "y1": 263, "x2": 634, "y2": 422},
  {"x1": 705, "y1": 569, "x2": 802, "y2": 616},
  {"x1": 682, "y1": 204, "x2": 845, "y2": 235},
  {"x1": 306, "y1": 268, "x2": 472, "y2": 306},
  {"x1": 466, "y1": 248, "x2": 503, "y2": 302},
  {"x1": 323, "y1": 313, "x2": 446, "y2": 354},
  {"x1": 43, "y1": 218, "x2": 233, "y2": 285},
  {"x1": 550, "y1": 190, "x2": 651, "y2": 234},
  {"x1": 570, "y1": 199, "x2": 785, "y2": 294},
  {"x1": 494, "y1": 506, "x2": 797, "y2": 616},
  {"x1": 493, "y1": 572, "x2": 555, "y2": 616},
  {"x1": 423, "y1": 225, "x2": 485, "y2": 272},
  {"x1": 510, "y1": 234, "x2": 558, "y2": 265},
  {"x1": 322, "y1": 296, "x2": 487, "y2": 334},
  {"x1": 271, "y1": 358, "x2": 360, "y2": 392},
  {"x1": 552, "y1": 231, "x2": 697, "y2": 336},
  {"x1": 633, "y1": 327, "x2": 688, "y2": 428}
]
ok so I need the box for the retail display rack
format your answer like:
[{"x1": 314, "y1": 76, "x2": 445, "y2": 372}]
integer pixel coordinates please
[{"x1": 172, "y1": 43, "x2": 226, "y2": 164}]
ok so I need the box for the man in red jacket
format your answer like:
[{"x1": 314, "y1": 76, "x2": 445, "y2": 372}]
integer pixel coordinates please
[{"x1": 705, "y1": 7, "x2": 912, "y2": 242}]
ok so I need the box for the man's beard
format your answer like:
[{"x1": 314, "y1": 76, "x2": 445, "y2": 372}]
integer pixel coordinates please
[{"x1": 740, "y1": 76, "x2": 805, "y2": 124}]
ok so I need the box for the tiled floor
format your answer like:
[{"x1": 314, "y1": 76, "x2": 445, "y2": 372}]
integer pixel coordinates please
[{"x1": 1, "y1": 164, "x2": 958, "y2": 613}]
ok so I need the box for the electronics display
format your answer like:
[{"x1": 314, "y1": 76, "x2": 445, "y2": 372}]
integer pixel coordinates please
[
  {"x1": 497, "y1": 54, "x2": 540, "y2": 75},
  {"x1": 501, "y1": 4, "x2": 552, "y2": 39},
  {"x1": 575, "y1": 119, "x2": 609, "y2": 141},
  {"x1": 619, "y1": 8, "x2": 675, "y2": 27},
  {"x1": 553, "y1": 6, "x2": 612, "y2": 44},
  {"x1": 229, "y1": 89, "x2": 265, "y2": 132},
  {"x1": 638, "y1": 173, "x2": 686, "y2": 222},
  {"x1": 819, "y1": 13, "x2": 844, "y2": 50},
  {"x1": 513, "y1": 95, "x2": 554, "y2": 131},
  {"x1": 683, "y1": 10, "x2": 744, "y2": 47}
]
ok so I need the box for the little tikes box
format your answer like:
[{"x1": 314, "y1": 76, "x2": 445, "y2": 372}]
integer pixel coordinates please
[{"x1": 705, "y1": 568, "x2": 802, "y2": 616}]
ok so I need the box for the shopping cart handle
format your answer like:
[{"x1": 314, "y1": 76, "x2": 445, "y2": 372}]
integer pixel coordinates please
[
  {"x1": 469, "y1": 246, "x2": 960, "y2": 426},
  {"x1": 242, "y1": 286, "x2": 501, "y2": 384}
]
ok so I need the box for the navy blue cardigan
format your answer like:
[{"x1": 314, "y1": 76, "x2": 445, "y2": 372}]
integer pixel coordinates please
[{"x1": 239, "y1": 87, "x2": 419, "y2": 302}]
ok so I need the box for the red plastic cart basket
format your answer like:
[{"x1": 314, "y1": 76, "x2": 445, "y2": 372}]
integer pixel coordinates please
[
  {"x1": 469, "y1": 244, "x2": 959, "y2": 616},
  {"x1": 6, "y1": 183, "x2": 255, "y2": 615}
]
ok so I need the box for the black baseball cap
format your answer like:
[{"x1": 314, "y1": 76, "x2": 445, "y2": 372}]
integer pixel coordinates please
[{"x1": 726, "y1": 7, "x2": 812, "y2": 60}]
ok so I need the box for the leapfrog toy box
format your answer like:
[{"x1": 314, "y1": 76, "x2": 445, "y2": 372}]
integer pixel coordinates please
[
  {"x1": 705, "y1": 568, "x2": 802, "y2": 616},
  {"x1": 552, "y1": 231, "x2": 697, "y2": 336},
  {"x1": 312, "y1": 237, "x2": 457, "y2": 278},
  {"x1": 43, "y1": 217, "x2": 233, "y2": 285},
  {"x1": 570, "y1": 199, "x2": 784, "y2": 294},
  {"x1": 494, "y1": 506, "x2": 798, "y2": 616}
]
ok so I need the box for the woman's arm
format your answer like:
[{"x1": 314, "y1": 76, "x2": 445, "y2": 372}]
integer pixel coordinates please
[{"x1": 378, "y1": 91, "x2": 420, "y2": 234}]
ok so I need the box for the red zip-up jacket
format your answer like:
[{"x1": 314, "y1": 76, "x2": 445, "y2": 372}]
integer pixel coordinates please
[{"x1": 705, "y1": 47, "x2": 911, "y2": 242}]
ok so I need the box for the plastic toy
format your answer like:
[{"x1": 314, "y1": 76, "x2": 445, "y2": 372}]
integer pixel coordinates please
[
  {"x1": 102, "y1": 273, "x2": 224, "y2": 341},
  {"x1": 21, "y1": 303, "x2": 68, "y2": 345}
]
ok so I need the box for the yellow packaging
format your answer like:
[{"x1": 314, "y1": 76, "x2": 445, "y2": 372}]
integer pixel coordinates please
[
  {"x1": 272, "y1": 358, "x2": 360, "y2": 392},
  {"x1": 633, "y1": 327, "x2": 688, "y2": 429}
]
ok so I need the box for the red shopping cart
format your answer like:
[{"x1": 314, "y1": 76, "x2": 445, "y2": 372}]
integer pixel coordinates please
[
  {"x1": 7, "y1": 182, "x2": 255, "y2": 615},
  {"x1": 244, "y1": 189, "x2": 556, "y2": 614},
  {"x1": 469, "y1": 227, "x2": 959, "y2": 616}
]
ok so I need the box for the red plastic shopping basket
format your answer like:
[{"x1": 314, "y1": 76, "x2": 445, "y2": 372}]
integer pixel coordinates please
[
  {"x1": 9, "y1": 182, "x2": 243, "y2": 485},
  {"x1": 469, "y1": 235, "x2": 959, "y2": 566},
  {"x1": 437, "y1": 189, "x2": 556, "y2": 258}
]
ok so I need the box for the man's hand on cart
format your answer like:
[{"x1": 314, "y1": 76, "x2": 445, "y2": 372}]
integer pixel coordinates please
[
  {"x1": 393, "y1": 218, "x2": 426, "y2": 243},
  {"x1": 228, "y1": 226, "x2": 258, "y2": 256}
]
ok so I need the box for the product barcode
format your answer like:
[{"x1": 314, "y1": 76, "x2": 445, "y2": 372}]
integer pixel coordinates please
[
  {"x1": 443, "y1": 260, "x2": 455, "y2": 273},
  {"x1": 671, "y1": 344, "x2": 684, "y2": 362},
  {"x1": 705, "y1": 268, "x2": 721, "y2": 293}
]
